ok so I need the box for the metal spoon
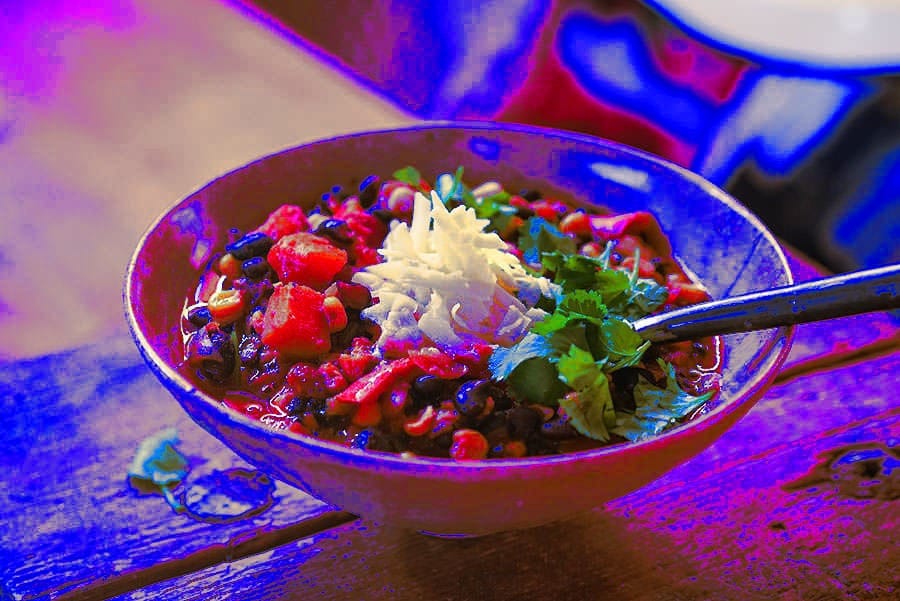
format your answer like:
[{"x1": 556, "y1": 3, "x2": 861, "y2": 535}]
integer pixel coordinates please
[{"x1": 632, "y1": 263, "x2": 900, "y2": 343}]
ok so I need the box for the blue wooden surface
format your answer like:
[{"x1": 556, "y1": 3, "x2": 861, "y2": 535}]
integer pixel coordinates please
[
  {"x1": 0, "y1": 337, "x2": 339, "y2": 601},
  {"x1": 109, "y1": 359, "x2": 900, "y2": 601}
]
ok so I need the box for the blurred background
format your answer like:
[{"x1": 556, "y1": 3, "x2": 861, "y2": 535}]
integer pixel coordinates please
[
  {"x1": 1, "y1": 0, "x2": 898, "y2": 357},
  {"x1": 247, "y1": 0, "x2": 900, "y2": 275}
]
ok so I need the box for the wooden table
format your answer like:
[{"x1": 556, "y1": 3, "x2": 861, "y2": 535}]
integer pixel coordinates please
[{"x1": 1, "y1": 1, "x2": 898, "y2": 599}]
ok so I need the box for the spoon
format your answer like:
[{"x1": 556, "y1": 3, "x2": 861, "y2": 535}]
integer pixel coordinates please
[{"x1": 632, "y1": 263, "x2": 900, "y2": 342}]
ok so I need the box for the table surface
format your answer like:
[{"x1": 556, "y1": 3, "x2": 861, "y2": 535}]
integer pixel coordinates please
[{"x1": 1, "y1": 1, "x2": 898, "y2": 600}]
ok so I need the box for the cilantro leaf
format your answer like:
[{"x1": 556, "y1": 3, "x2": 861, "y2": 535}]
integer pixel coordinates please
[
  {"x1": 557, "y1": 346, "x2": 616, "y2": 441},
  {"x1": 606, "y1": 278, "x2": 669, "y2": 319},
  {"x1": 591, "y1": 315, "x2": 651, "y2": 369},
  {"x1": 505, "y1": 356, "x2": 569, "y2": 406},
  {"x1": 558, "y1": 289, "x2": 609, "y2": 323},
  {"x1": 541, "y1": 251, "x2": 632, "y2": 302},
  {"x1": 518, "y1": 217, "x2": 577, "y2": 265},
  {"x1": 612, "y1": 359, "x2": 714, "y2": 442},
  {"x1": 128, "y1": 428, "x2": 190, "y2": 513},
  {"x1": 392, "y1": 166, "x2": 424, "y2": 189},
  {"x1": 488, "y1": 332, "x2": 552, "y2": 380},
  {"x1": 440, "y1": 166, "x2": 477, "y2": 207}
]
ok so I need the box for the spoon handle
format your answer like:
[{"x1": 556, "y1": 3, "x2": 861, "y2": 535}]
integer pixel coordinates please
[{"x1": 632, "y1": 263, "x2": 900, "y2": 343}]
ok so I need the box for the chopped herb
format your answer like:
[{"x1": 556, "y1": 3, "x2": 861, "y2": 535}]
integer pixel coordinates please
[
  {"x1": 506, "y1": 356, "x2": 569, "y2": 406},
  {"x1": 127, "y1": 428, "x2": 190, "y2": 513},
  {"x1": 557, "y1": 345, "x2": 616, "y2": 440},
  {"x1": 488, "y1": 235, "x2": 698, "y2": 442},
  {"x1": 612, "y1": 359, "x2": 715, "y2": 442},
  {"x1": 518, "y1": 217, "x2": 577, "y2": 265},
  {"x1": 488, "y1": 331, "x2": 552, "y2": 381},
  {"x1": 392, "y1": 166, "x2": 425, "y2": 190}
]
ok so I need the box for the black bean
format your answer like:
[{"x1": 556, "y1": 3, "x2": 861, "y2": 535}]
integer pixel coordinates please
[
  {"x1": 410, "y1": 375, "x2": 446, "y2": 407},
  {"x1": 454, "y1": 380, "x2": 492, "y2": 417},
  {"x1": 539, "y1": 416, "x2": 578, "y2": 440},
  {"x1": 185, "y1": 325, "x2": 235, "y2": 384},
  {"x1": 520, "y1": 189, "x2": 542, "y2": 202},
  {"x1": 226, "y1": 232, "x2": 275, "y2": 260},
  {"x1": 514, "y1": 205, "x2": 535, "y2": 219},
  {"x1": 507, "y1": 406, "x2": 541, "y2": 439},
  {"x1": 284, "y1": 396, "x2": 324, "y2": 419},
  {"x1": 490, "y1": 387, "x2": 514, "y2": 411},
  {"x1": 431, "y1": 431, "x2": 453, "y2": 450},
  {"x1": 238, "y1": 333, "x2": 262, "y2": 366},
  {"x1": 358, "y1": 175, "x2": 380, "y2": 207},
  {"x1": 314, "y1": 219, "x2": 353, "y2": 244},
  {"x1": 285, "y1": 397, "x2": 307, "y2": 417},
  {"x1": 370, "y1": 209, "x2": 396, "y2": 223},
  {"x1": 187, "y1": 305, "x2": 212, "y2": 327},
  {"x1": 241, "y1": 256, "x2": 270, "y2": 280},
  {"x1": 611, "y1": 368, "x2": 639, "y2": 413},
  {"x1": 233, "y1": 277, "x2": 275, "y2": 306}
]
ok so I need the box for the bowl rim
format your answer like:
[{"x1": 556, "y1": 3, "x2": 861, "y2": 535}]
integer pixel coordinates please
[{"x1": 124, "y1": 119, "x2": 795, "y2": 473}]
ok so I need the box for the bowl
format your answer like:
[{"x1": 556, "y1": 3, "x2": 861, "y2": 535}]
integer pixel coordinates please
[{"x1": 124, "y1": 121, "x2": 794, "y2": 536}]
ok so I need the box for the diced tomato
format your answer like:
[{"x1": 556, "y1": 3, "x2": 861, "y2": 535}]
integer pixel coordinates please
[
  {"x1": 338, "y1": 338, "x2": 380, "y2": 382},
  {"x1": 508, "y1": 195, "x2": 530, "y2": 211},
  {"x1": 351, "y1": 400, "x2": 382, "y2": 428},
  {"x1": 261, "y1": 283, "x2": 332, "y2": 359},
  {"x1": 318, "y1": 361, "x2": 349, "y2": 396},
  {"x1": 403, "y1": 405, "x2": 436, "y2": 437},
  {"x1": 381, "y1": 381, "x2": 410, "y2": 419},
  {"x1": 449, "y1": 429, "x2": 489, "y2": 460},
  {"x1": 449, "y1": 342, "x2": 493, "y2": 375},
  {"x1": 322, "y1": 296, "x2": 348, "y2": 332},
  {"x1": 255, "y1": 204, "x2": 309, "y2": 240},
  {"x1": 589, "y1": 211, "x2": 672, "y2": 259},
  {"x1": 267, "y1": 232, "x2": 348, "y2": 290},
  {"x1": 408, "y1": 347, "x2": 469, "y2": 379},
  {"x1": 620, "y1": 256, "x2": 662, "y2": 283},
  {"x1": 333, "y1": 206, "x2": 389, "y2": 248},
  {"x1": 559, "y1": 211, "x2": 592, "y2": 237},
  {"x1": 350, "y1": 242, "x2": 382, "y2": 269},
  {"x1": 666, "y1": 280, "x2": 710, "y2": 307},
  {"x1": 286, "y1": 361, "x2": 329, "y2": 399},
  {"x1": 334, "y1": 282, "x2": 372, "y2": 310},
  {"x1": 531, "y1": 200, "x2": 565, "y2": 222},
  {"x1": 329, "y1": 357, "x2": 419, "y2": 412}
]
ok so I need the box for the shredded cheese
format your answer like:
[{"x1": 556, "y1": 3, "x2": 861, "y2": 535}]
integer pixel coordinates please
[{"x1": 352, "y1": 191, "x2": 558, "y2": 354}]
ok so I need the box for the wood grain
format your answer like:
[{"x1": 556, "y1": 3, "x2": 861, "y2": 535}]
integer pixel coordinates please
[
  {"x1": 110, "y1": 361, "x2": 900, "y2": 601},
  {"x1": 0, "y1": 0, "x2": 411, "y2": 360},
  {"x1": 0, "y1": 337, "x2": 338, "y2": 601}
]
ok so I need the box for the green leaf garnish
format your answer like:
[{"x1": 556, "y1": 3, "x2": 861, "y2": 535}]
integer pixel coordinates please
[
  {"x1": 591, "y1": 315, "x2": 651, "y2": 370},
  {"x1": 518, "y1": 217, "x2": 577, "y2": 265},
  {"x1": 127, "y1": 428, "x2": 190, "y2": 513},
  {"x1": 392, "y1": 166, "x2": 425, "y2": 189},
  {"x1": 488, "y1": 332, "x2": 552, "y2": 381},
  {"x1": 505, "y1": 356, "x2": 569, "y2": 406},
  {"x1": 557, "y1": 346, "x2": 616, "y2": 441},
  {"x1": 612, "y1": 359, "x2": 714, "y2": 442}
]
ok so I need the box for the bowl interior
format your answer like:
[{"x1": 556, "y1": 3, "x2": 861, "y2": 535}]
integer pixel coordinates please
[{"x1": 125, "y1": 122, "x2": 793, "y2": 533}]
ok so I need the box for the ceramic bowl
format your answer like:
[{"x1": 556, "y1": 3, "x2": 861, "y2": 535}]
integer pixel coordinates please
[{"x1": 125, "y1": 122, "x2": 794, "y2": 536}]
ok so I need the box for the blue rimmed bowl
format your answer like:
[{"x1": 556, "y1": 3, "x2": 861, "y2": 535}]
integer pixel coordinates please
[{"x1": 125, "y1": 122, "x2": 793, "y2": 536}]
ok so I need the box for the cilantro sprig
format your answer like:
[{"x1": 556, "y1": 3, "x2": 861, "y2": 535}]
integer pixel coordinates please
[
  {"x1": 490, "y1": 223, "x2": 703, "y2": 442},
  {"x1": 612, "y1": 360, "x2": 714, "y2": 441}
]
